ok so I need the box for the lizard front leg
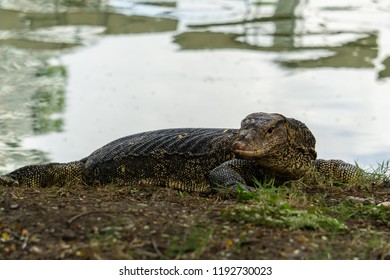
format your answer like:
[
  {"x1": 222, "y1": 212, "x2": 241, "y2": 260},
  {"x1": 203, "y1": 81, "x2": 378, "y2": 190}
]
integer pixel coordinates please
[{"x1": 208, "y1": 159, "x2": 260, "y2": 192}]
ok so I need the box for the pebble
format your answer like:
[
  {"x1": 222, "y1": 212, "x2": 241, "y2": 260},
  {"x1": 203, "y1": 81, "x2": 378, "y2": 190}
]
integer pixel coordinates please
[
  {"x1": 293, "y1": 249, "x2": 300, "y2": 256},
  {"x1": 377, "y1": 201, "x2": 390, "y2": 207},
  {"x1": 9, "y1": 203, "x2": 20, "y2": 210},
  {"x1": 30, "y1": 246, "x2": 42, "y2": 254},
  {"x1": 346, "y1": 196, "x2": 374, "y2": 205}
]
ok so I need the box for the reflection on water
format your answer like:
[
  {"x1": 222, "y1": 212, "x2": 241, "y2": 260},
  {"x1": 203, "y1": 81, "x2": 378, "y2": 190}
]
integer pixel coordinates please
[
  {"x1": 0, "y1": 0, "x2": 390, "y2": 173},
  {"x1": 0, "y1": 0, "x2": 178, "y2": 172},
  {"x1": 175, "y1": 2, "x2": 380, "y2": 71},
  {"x1": 0, "y1": 2, "x2": 177, "y2": 49},
  {"x1": 0, "y1": 46, "x2": 66, "y2": 171},
  {"x1": 379, "y1": 57, "x2": 390, "y2": 79}
]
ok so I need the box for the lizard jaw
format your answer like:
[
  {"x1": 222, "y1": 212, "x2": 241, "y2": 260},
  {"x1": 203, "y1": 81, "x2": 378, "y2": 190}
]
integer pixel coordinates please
[{"x1": 233, "y1": 149, "x2": 263, "y2": 159}]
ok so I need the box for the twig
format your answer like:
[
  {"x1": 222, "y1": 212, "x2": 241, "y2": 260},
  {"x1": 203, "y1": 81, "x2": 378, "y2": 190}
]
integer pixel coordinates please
[
  {"x1": 151, "y1": 238, "x2": 163, "y2": 257},
  {"x1": 22, "y1": 234, "x2": 31, "y2": 250},
  {"x1": 67, "y1": 210, "x2": 110, "y2": 225},
  {"x1": 22, "y1": 227, "x2": 45, "y2": 250},
  {"x1": 67, "y1": 210, "x2": 134, "y2": 225}
]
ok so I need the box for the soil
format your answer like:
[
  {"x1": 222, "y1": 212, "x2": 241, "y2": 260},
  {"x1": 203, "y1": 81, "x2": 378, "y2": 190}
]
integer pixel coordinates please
[{"x1": 0, "y1": 182, "x2": 389, "y2": 260}]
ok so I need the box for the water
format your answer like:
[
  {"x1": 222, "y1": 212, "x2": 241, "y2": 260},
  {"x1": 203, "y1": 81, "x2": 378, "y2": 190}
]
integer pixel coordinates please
[{"x1": 0, "y1": 0, "x2": 390, "y2": 173}]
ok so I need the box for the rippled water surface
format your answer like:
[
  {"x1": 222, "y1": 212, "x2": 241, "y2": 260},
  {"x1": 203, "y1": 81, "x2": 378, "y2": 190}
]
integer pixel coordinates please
[{"x1": 0, "y1": 0, "x2": 390, "y2": 173}]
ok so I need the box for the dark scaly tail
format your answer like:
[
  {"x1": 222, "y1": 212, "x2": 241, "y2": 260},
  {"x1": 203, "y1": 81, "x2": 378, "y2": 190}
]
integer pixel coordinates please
[
  {"x1": 0, "y1": 161, "x2": 85, "y2": 187},
  {"x1": 314, "y1": 159, "x2": 361, "y2": 183}
]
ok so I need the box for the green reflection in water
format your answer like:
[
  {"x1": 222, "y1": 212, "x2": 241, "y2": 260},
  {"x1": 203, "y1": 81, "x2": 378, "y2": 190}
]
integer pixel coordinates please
[
  {"x1": 175, "y1": 0, "x2": 380, "y2": 72},
  {"x1": 143, "y1": 2, "x2": 176, "y2": 8},
  {"x1": 0, "y1": 46, "x2": 66, "y2": 172},
  {"x1": 0, "y1": 7, "x2": 177, "y2": 49},
  {"x1": 379, "y1": 57, "x2": 390, "y2": 79},
  {"x1": 0, "y1": 0, "x2": 178, "y2": 172},
  {"x1": 278, "y1": 35, "x2": 378, "y2": 69},
  {"x1": 31, "y1": 89, "x2": 66, "y2": 134}
]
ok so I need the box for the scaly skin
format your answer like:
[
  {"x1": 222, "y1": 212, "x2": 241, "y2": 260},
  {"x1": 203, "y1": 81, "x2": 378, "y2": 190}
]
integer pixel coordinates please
[
  {"x1": 0, "y1": 112, "x2": 359, "y2": 192},
  {"x1": 314, "y1": 159, "x2": 359, "y2": 182},
  {"x1": 0, "y1": 162, "x2": 84, "y2": 188}
]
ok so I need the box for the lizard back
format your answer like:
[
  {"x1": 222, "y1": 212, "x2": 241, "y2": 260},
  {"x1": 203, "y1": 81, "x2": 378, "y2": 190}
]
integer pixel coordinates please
[{"x1": 83, "y1": 128, "x2": 239, "y2": 192}]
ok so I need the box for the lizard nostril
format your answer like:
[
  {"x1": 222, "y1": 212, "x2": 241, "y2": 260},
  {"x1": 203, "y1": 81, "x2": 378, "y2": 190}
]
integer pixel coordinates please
[{"x1": 238, "y1": 130, "x2": 251, "y2": 141}]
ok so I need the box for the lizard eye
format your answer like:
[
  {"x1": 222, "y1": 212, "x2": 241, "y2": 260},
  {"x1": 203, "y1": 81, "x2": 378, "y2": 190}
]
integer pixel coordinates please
[{"x1": 267, "y1": 127, "x2": 274, "y2": 134}]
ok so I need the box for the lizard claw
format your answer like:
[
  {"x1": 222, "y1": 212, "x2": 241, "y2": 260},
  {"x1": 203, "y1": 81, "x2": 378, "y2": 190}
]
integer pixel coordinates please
[{"x1": 0, "y1": 176, "x2": 19, "y2": 187}]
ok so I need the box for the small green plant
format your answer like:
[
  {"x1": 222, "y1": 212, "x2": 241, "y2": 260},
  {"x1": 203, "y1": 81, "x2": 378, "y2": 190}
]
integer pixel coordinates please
[
  {"x1": 236, "y1": 177, "x2": 288, "y2": 203},
  {"x1": 224, "y1": 203, "x2": 347, "y2": 231},
  {"x1": 229, "y1": 177, "x2": 347, "y2": 231},
  {"x1": 164, "y1": 226, "x2": 213, "y2": 259},
  {"x1": 236, "y1": 184, "x2": 260, "y2": 202},
  {"x1": 341, "y1": 160, "x2": 390, "y2": 188},
  {"x1": 366, "y1": 160, "x2": 390, "y2": 184},
  {"x1": 330, "y1": 204, "x2": 390, "y2": 227}
]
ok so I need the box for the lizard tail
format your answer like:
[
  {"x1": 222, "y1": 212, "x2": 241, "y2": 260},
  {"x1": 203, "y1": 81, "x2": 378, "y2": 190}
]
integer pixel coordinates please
[
  {"x1": 314, "y1": 159, "x2": 360, "y2": 183},
  {"x1": 0, "y1": 161, "x2": 85, "y2": 187}
]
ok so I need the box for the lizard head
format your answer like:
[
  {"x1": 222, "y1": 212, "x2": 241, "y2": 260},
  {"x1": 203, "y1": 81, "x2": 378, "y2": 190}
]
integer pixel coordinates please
[{"x1": 233, "y1": 112, "x2": 317, "y2": 179}]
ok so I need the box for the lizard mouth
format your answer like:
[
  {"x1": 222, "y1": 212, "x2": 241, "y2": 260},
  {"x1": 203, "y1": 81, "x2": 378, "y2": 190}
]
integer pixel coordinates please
[
  {"x1": 233, "y1": 141, "x2": 271, "y2": 159},
  {"x1": 233, "y1": 149, "x2": 261, "y2": 159}
]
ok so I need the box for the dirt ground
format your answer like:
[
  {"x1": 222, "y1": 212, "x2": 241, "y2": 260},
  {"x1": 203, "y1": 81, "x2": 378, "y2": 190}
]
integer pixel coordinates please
[{"x1": 0, "y1": 180, "x2": 389, "y2": 260}]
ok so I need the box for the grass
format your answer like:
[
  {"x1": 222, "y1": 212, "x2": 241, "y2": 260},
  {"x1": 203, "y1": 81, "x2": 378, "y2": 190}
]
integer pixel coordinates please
[
  {"x1": 329, "y1": 204, "x2": 390, "y2": 226},
  {"x1": 228, "y1": 178, "x2": 348, "y2": 231},
  {"x1": 224, "y1": 163, "x2": 389, "y2": 259},
  {"x1": 0, "y1": 162, "x2": 389, "y2": 259},
  {"x1": 224, "y1": 204, "x2": 347, "y2": 231},
  {"x1": 164, "y1": 226, "x2": 214, "y2": 259}
]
